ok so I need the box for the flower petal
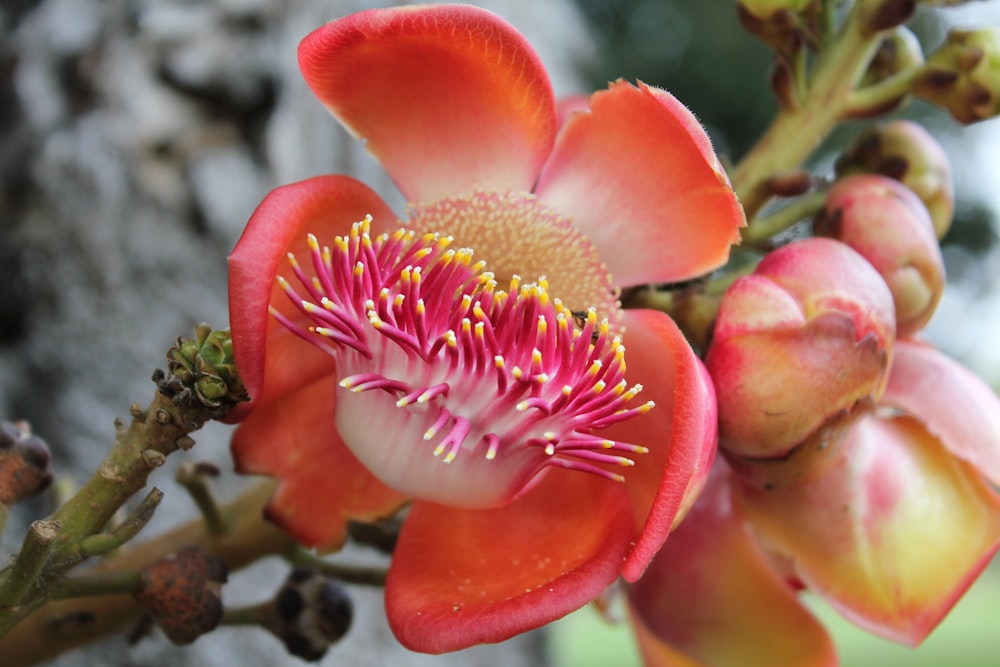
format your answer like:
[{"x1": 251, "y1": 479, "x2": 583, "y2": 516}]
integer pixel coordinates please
[
  {"x1": 231, "y1": 374, "x2": 408, "y2": 551},
  {"x1": 608, "y1": 309, "x2": 717, "y2": 582},
  {"x1": 298, "y1": 5, "x2": 557, "y2": 204},
  {"x1": 535, "y1": 81, "x2": 744, "y2": 287},
  {"x1": 385, "y1": 468, "x2": 633, "y2": 653},
  {"x1": 228, "y1": 175, "x2": 397, "y2": 417},
  {"x1": 881, "y1": 339, "x2": 1000, "y2": 486},
  {"x1": 628, "y1": 467, "x2": 837, "y2": 667},
  {"x1": 735, "y1": 413, "x2": 1000, "y2": 644}
]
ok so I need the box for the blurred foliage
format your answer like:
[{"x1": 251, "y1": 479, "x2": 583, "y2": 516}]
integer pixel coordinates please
[
  {"x1": 574, "y1": 0, "x2": 776, "y2": 161},
  {"x1": 573, "y1": 0, "x2": 998, "y2": 254}
]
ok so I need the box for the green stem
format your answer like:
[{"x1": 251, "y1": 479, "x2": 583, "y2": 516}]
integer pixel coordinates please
[
  {"x1": 731, "y1": 2, "x2": 886, "y2": 221},
  {"x1": 49, "y1": 571, "x2": 143, "y2": 601},
  {"x1": 844, "y1": 66, "x2": 921, "y2": 117},
  {"x1": 0, "y1": 480, "x2": 293, "y2": 667},
  {"x1": 286, "y1": 549, "x2": 389, "y2": 587},
  {"x1": 176, "y1": 463, "x2": 227, "y2": 536},
  {"x1": 743, "y1": 191, "x2": 828, "y2": 245},
  {"x1": 0, "y1": 521, "x2": 59, "y2": 608},
  {"x1": 79, "y1": 488, "x2": 164, "y2": 558},
  {"x1": 220, "y1": 604, "x2": 264, "y2": 627},
  {"x1": 0, "y1": 503, "x2": 8, "y2": 541}
]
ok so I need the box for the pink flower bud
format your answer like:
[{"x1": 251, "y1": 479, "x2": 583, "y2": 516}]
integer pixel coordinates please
[
  {"x1": 815, "y1": 174, "x2": 945, "y2": 337},
  {"x1": 706, "y1": 238, "x2": 895, "y2": 460},
  {"x1": 836, "y1": 120, "x2": 955, "y2": 237}
]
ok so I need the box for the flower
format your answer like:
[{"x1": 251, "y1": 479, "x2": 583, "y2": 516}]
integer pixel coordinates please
[
  {"x1": 628, "y1": 338, "x2": 1000, "y2": 667},
  {"x1": 227, "y1": 4, "x2": 743, "y2": 653}
]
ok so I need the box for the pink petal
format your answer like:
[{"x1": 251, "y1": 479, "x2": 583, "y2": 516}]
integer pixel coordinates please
[
  {"x1": 385, "y1": 469, "x2": 633, "y2": 653},
  {"x1": 607, "y1": 309, "x2": 717, "y2": 582},
  {"x1": 628, "y1": 467, "x2": 837, "y2": 667},
  {"x1": 535, "y1": 81, "x2": 744, "y2": 287},
  {"x1": 231, "y1": 375, "x2": 408, "y2": 551},
  {"x1": 882, "y1": 339, "x2": 1000, "y2": 486},
  {"x1": 735, "y1": 413, "x2": 1000, "y2": 644},
  {"x1": 228, "y1": 175, "x2": 397, "y2": 418},
  {"x1": 298, "y1": 5, "x2": 557, "y2": 205}
]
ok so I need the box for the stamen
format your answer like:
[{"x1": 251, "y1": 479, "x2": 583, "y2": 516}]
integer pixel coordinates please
[{"x1": 269, "y1": 214, "x2": 653, "y2": 507}]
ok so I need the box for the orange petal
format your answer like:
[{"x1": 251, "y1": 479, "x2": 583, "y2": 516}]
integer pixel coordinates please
[
  {"x1": 735, "y1": 413, "x2": 1000, "y2": 645},
  {"x1": 298, "y1": 5, "x2": 557, "y2": 204},
  {"x1": 385, "y1": 468, "x2": 633, "y2": 653},
  {"x1": 628, "y1": 467, "x2": 837, "y2": 667},
  {"x1": 228, "y1": 175, "x2": 396, "y2": 418},
  {"x1": 607, "y1": 310, "x2": 717, "y2": 582},
  {"x1": 231, "y1": 374, "x2": 408, "y2": 551},
  {"x1": 882, "y1": 339, "x2": 1000, "y2": 485},
  {"x1": 535, "y1": 81, "x2": 744, "y2": 287}
]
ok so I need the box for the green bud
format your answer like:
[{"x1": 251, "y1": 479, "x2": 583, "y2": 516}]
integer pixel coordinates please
[
  {"x1": 914, "y1": 27, "x2": 1000, "y2": 123},
  {"x1": 160, "y1": 325, "x2": 248, "y2": 420}
]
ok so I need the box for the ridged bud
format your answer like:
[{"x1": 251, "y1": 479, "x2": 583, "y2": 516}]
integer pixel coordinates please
[
  {"x1": 0, "y1": 420, "x2": 53, "y2": 505},
  {"x1": 706, "y1": 238, "x2": 895, "y2": 460},
  {"x1": 737, "y1": 0, "x2": 821, "y2": 53},
  {"x1": 815, "y1": 174, "x2": 945, "y2": 337},
  {"x1": 159, "y1": 324, "x2": 249, "y2": 420},
  {"x1": 914, "y1": 27, "x2": 1000, "y2": 124},
  {"x1": 134, "y1": 547, "x2": 228, "y2": 645},
  {"x1": 835, "y1": 120, "x2": 954, "y2": 237}
]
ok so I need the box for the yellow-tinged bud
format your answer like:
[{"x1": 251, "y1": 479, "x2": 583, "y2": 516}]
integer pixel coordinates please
[
  {"x1": 737, "y1": 0, "x2": 821, "y2": 53},
  {"x1": 835, "y1": 120, "x2": 954, "y2": 237},
  {"x1": 815, "y1": 174, "x2": 945, "y2": 337},
  {"x1": 914, "y1": 27, "x2": 1000, "y2": 124}
]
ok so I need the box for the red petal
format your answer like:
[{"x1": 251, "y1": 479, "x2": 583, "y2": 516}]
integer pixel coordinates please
[
  {"x1": 628, "y1": 468, "x2": 837, "y2": 667},
  {"x1": 882, "y1": 339, "x2": 1000, "y2": 485},
  {"x1": 228, "y1": 175, "x2": 396, "y2": 417},
  {"x1": 385, "y1": 469, "x2": 633, "y2": 653},
  {"x1": 231, "y1": 374, "x2": 408, "y2": 550},
  {"x1": 298, "y1": 5, "x2": 557, "y2": 204},
  {"x1": 735, "y1": 413, "x2": 1000, "y2": 645},
  {"x1": 605, "y1": 310, "x2": 717, "y2": 582},
  {"x1": 535, "y1": 81, "x2": 744, "y2": 287}
]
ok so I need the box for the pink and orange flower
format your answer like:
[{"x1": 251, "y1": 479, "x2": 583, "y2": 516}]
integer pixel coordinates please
[
  {"x1": 227, "y1": 4, "x2": 743, "y2": 653},
  {"x1": 629, "y1": 237, "x2": 1000, "y2": 667}
]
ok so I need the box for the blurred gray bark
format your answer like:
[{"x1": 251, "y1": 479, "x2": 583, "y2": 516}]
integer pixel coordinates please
[{"x1": 0, "y1": 0, "x2": 594, "y2": 664}]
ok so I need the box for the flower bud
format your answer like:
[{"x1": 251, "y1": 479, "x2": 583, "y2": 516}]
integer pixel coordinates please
[
  {"x1": 260, "y1": 567, "x2": 353, "y2": 662},
  {"x1": 835, "y1": 120, "x2": 954, "y2": 237},
  {"x1": 815, "y1": 174, "x2": 945, "y2": 337},
  {"x1": 737, "y1": 0, "x2": 821, "y2": 53},
  {"x1": 0, "y1": 420, "x2": 53, "y2": 505},
  {"x1": 914, "y1": 27, "x2": 1000, "y2": 124},
  {"x1": 853, "y1": 27, "x2": 924, "y2": 116},
  {"x1": 134, "y1": 546, "x2": 228, "y2": 645},
  {"x1": 706, "y1": 238, "x2": 895, "y2": 459}
]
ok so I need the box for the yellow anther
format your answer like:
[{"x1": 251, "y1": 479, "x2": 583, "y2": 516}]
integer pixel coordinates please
[
  {"x1": 536, "y1": 316, "x2": 548, "y2": 337},
  {"x1": 394, "y1": 294, "x2": 405, "y2": 308},
  {"x1": 600, "y1": 440, "x2": 615, "y2": 449},
  {"x1": 592, "y1": 380, "x2": 607, "y2": 394},
  {"x1": 276, "y1": 276, "x2": 290, "y2": 289},
  {"x1": 495, "y1": 355, "x2": 506, "y2": 369},
  {"x1": 416, "y1": 299, "x2": 426, "y2": 315},
  {"x1": 544, "y1": 444, "x2": 556, "y2": 456},
  {"x1": 338, "y1": 378, "x2": 355, "y2": 388},
  {"x1": 307, "y1": 233, "x2": 320, "y2": 251},
  {"x1": 286, "y1": 253, "x2": 300, "y2": 269},
  {"x1": 353, "y1": 262, "x2": 364, "y2": 277},
  {"x1": 461, "y1": 319, "x2": 472, "y2": 334}
]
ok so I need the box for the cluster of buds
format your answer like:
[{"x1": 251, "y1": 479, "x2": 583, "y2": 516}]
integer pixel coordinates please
[
  {"x1": 736, "y1": 0, "x2": 821, "y2": 54},
  {"x1": 158, "y1": 324, "x2": 249, "y2": 421},
  {"x1": 915, "y1": 26, "x2": 1000, "y2": 123}
]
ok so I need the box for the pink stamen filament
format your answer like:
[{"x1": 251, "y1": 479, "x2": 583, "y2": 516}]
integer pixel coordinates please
[{"x1": 272, "y1": 215, "x2": 652, "y2": 486}]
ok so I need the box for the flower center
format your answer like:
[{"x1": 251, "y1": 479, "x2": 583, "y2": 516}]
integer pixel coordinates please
[
  {"x1": 272, "y1": 215, "x2": 652, "y2": 508},
  {"x1": 407, "y1": 188, "x2": 623, "y2": 332}
]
